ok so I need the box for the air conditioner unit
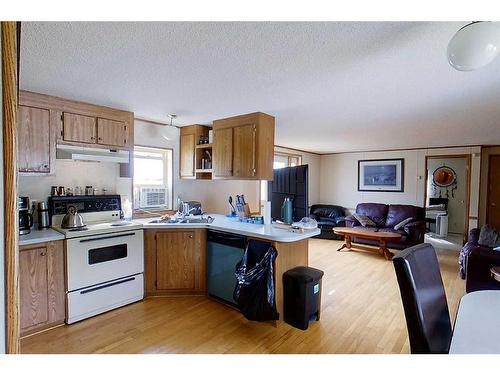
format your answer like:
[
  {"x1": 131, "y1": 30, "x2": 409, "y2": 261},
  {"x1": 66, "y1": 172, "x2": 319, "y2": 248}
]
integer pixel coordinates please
[
  {"x1": 139, "y1": 187, "x2": 167, "y2": 208},
  {"x1": 436, "y1": 214, "x2": 449, "y2": 238}
]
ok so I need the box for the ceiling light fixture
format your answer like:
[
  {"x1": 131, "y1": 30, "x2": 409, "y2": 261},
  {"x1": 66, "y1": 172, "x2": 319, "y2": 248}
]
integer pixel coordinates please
[
  {"x1": 167, "y1": 114, "x2": 177, "y2": 127},
  {"x1": 447, "y1": 21, "x2": 500, "y2": 71}
]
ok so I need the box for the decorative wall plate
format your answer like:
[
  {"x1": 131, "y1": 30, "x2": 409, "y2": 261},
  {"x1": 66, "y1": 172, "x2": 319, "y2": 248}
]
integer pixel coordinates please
[{"x1": 432, "y1": 166, "x2": 457, "y2": 187}]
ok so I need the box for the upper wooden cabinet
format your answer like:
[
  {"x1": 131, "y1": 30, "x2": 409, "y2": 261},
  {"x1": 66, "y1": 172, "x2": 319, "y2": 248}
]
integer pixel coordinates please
[
  {"x1": 97, "y1": 118, "x2": 128, "y2": 147},
  {"x1": 63, "y1": 112, "x2": 96, "y2": 144},
  {"x1": 213, "y1": 127, "x2": 233, "y2": 178},
  {"x1": 19, "y1": 240, "x2": 65, "y2": 337},
  {"x1": 212, "y1": 112, "x2": 275, "y2": 180},
  {"x1": 18, "y1": 91, "x2": 134, "y2": 176},
  {"x1": 179, "y1": 125, "x2": 212, "y2": 179},
  {"x1": 17, "y1": 105, "x2": 51, "y2": 173}
]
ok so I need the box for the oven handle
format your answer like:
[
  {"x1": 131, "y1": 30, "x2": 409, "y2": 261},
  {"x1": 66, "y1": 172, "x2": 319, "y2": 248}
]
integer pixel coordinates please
[
  {"x1": 80, "y1": 276, "x2": 136, "y2": 294},
  {"x1": 79, "y1": 232, "x2": 136, "y2": 243}
]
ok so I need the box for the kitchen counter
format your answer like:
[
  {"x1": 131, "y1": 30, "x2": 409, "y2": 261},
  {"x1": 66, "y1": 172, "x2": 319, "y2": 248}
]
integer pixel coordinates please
[
  {"x1": 19, "y1": 228, "x2": 65, "y2": 246},
  {"x1": 135, "y1": 214, "x2": 320, "y2": 242}
]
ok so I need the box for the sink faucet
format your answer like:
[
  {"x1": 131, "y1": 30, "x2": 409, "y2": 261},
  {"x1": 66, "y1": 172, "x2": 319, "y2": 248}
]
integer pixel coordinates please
[{"x1": 178, "y1": 202, "x2": 198, "y2": 219}]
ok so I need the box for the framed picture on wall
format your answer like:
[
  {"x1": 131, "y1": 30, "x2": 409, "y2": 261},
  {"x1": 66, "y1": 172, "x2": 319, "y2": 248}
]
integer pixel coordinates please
[{"x1": 358, "y1": 158, "x2": 404, "y2": 192}]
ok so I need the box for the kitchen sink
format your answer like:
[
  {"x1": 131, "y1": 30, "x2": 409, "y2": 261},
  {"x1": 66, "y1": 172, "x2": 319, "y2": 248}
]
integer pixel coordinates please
[
  {"x1": 148, "y1": 216, "x2": 214, "y2": 224},
  {"x1": 180, "y1": 217, "x2": 214, "y2": 224}
]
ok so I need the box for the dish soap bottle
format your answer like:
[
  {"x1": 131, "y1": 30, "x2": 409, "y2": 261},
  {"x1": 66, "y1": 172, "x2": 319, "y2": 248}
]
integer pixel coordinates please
[{"x1": 123, "y1": 199, "x2": 133, "y2": 221}]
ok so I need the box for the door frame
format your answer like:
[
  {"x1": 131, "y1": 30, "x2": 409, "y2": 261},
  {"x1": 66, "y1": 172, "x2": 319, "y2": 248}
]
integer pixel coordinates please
[
  {"x1": 2, "y1": 21, "x2": 20, "y2": 353},
  {"x1": 486, "y1": 154, "x2": 500, "y2": 227},
  {"x1": 424, "y1": 154, "x2": 472, "y2": 244}
]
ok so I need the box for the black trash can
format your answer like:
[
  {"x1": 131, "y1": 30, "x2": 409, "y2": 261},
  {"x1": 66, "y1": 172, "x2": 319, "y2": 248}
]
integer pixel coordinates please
[{"x1": 283, "y1": 266, "x2": 324, "y2": 330}]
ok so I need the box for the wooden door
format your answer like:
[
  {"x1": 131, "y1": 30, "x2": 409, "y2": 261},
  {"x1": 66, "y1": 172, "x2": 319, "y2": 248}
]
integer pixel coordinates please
[
  {"x1": 156, "y1": 231, "x2": 195, "y2": 290},
  {"x1": 20, "y1": 247, "x2": 49, "y2": 330},
  {"x1": 180, "y1": 133, "x2": 195, "y2": 178},
  {"x1": 63, "y1": 112, "x2": 96, "y2": 144},
  {"x1": 233, "y1": 123, "x2": 256, "y2": 178},
  {"x1": 213, "y1": 127, "x2": 233, "y2": 177},
  {"x1": 17, "y1": 105, "x2": 51, "y2": 173},
  {"x1": 487, "y1": 155, "x2": 500, "y2": 229},
  {"x1": 97, "y1": 118, "x2": 127, "y2": 148}
]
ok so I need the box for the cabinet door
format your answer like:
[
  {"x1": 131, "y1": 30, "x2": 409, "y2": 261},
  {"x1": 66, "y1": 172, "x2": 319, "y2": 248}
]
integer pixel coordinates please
[
  {"x1": 180, "y1": 133, "x2": 195, "y2": 178},
  {"x1": 63, "y1": 112, "x2": 96, "y2": 144},
  {"x1": 20, "y1": 247, "x2": 49, "y2": 330},
  {"x1": 156, "y1": 231, "x2": 195, "y2": 290},
  {"x1": 17, "y1": 106, "x2": 51, "y2": 173},
  {"x1": 97, "y1": 118, "x2": 127, "y2": 148},
  {"x1": 233, "y1": 123, "x2": 256, "y2": 178},
  {"x1": 213, "y1": 127, "x2": 233, "y2": 177}
]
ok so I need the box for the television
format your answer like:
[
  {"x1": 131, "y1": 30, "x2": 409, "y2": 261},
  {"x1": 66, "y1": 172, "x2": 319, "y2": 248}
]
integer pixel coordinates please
[{"x1": 267, "y1": 165, "x2": 309, "y2": 223}]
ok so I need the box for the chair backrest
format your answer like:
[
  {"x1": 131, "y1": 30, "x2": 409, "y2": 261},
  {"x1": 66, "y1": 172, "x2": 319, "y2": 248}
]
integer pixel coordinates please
[{"x1": 393, "y1": 243, "x2": 452, "y2": 354}]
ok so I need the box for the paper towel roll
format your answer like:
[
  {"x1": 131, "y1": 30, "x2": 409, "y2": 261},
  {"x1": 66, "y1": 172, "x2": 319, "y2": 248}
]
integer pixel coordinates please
[{"x1": 261, "y1": 200, "x2": 271, "y2": 225}]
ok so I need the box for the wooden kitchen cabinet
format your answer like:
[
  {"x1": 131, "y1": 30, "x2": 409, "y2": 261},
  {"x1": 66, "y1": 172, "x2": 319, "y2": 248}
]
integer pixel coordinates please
[
  {"x1": 62, "y1": 112, "x2": 97, "y2": 144},
  {"x1": 19, "y1": 91, "x2": 135, "y2": 176},
  {"x1": 213, "y1": 127, "x2": 233, "y2": 178},
  {"x1": 17, "y1": 105, "x2": 51, "y2": 173},
  {"x1": 212, "y1": 112, "x2": 275, "y2": 180},
  {"x1": 179, "y1": 125, "x2": 212, "y2": 179},
  {"x1": 144, "y1": 229, "x2": 207, "y2": 296},
  {"x1": 97, "y1": 117, "x2": 128, "y2": 147},
  {"x1": 19, "y1": 240, "x2": 65, "y2": 337}
]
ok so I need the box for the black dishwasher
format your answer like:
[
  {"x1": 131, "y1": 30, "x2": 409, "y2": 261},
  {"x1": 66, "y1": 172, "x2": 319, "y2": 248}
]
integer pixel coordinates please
[{"x1": 207, "y1": 230, "x2": 247, "y2": 306}]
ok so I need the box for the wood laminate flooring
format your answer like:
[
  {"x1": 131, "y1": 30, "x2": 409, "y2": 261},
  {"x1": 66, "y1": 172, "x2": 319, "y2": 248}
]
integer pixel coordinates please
[{"x1": 21, "y1": 239, "x2": 465, "y2": 354}]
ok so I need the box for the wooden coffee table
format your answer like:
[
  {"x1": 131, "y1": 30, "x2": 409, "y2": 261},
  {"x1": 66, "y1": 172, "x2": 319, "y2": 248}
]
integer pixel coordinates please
[{"x1": 333, "y1": 227, "x2": 402, "y2": 260}]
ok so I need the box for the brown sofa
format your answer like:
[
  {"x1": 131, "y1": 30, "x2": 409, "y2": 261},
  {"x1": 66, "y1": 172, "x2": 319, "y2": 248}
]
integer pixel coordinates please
[{"x1": 344, "y1": 203, "x2": 426, "y2": 250}]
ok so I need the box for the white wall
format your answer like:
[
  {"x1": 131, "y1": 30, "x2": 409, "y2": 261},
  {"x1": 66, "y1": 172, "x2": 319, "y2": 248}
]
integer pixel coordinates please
[
  {"x1": 274, "y1": 146, "x2": 321, "y2": 206},
  {"x1": 319, "y1": 146, "x2": 481, "y2": 231},
  {"x1": 0, "y1": 33, "x2": 6, "y2": 354},
  {"x1": 19, "y1": 160, "x2": 122, "y2": 203},
  {"x1": 135, "y1": 120, "x2": 261, "y2": 214},
  {"x1": 427, "y1": 157, "x2": 468, "y2": 234}
]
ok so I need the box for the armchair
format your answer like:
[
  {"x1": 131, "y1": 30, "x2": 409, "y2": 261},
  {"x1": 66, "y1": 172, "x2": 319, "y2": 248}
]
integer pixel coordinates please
[{"x1": 309, "y1": 204, "x2": 346, "y2": 240}]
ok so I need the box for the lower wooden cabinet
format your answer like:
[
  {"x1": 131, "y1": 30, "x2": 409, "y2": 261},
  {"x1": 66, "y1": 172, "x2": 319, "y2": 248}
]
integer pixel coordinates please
[
  {"x1": 144, "y1": 229, "x2": 207, "y2": 296},
  {"x1": 19, "y1": 240, "x2": 65, "y2": 337}
]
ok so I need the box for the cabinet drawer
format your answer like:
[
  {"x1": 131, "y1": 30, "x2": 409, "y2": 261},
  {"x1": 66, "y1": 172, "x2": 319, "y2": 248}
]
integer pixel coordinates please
[{"x1": 67, "y1": 273, "x2": 144, "y2": 324}]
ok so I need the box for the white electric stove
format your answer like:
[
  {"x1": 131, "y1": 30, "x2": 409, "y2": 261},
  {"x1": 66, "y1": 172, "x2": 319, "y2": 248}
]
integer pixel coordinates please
[{"x1": 49, "y1": 195, "x2": 144, "y2": 324}]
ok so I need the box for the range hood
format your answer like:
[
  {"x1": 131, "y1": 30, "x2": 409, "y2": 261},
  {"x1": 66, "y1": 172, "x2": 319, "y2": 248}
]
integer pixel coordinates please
[{"x1": 56, "y1": 144, "x2": 130, "y2": 163}]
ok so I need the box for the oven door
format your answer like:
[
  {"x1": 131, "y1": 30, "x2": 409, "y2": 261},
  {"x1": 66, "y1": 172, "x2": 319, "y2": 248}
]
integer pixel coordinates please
[{"x1": 66, "y1": 229, "x2": 144, "y2": 292}]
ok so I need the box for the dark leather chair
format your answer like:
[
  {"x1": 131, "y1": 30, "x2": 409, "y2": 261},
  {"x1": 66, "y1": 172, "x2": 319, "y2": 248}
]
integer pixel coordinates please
[
  {"x1": 459, "y1": 227, "x2": 500, "y2": 292},
  {"x1": 309, "y1": 204, "x2": 346, "y2": 240},
  {"x1": 393, "y1": 243, "x2": 452, "y2": 354}
]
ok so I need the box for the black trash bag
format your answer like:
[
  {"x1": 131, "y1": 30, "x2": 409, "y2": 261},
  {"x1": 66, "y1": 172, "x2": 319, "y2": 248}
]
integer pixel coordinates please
[{"x1": 233, "y1": 239, "x2": 279, "y2": 321}]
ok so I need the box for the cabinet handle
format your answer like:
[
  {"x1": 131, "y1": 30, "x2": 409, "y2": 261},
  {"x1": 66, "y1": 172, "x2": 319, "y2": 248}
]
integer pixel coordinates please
[
  {"x1": 189, "y1": 235, "x2": 193, "y2": 238},
  {"x1": 40, "y1": 252, "x2": 46, "y2": 256},
  {"x1": 91, "y1": 137, "x2": 95, "y2": 140},
  {"x1": 98, "y1": 137, "x2": 102, "y2": 141}
]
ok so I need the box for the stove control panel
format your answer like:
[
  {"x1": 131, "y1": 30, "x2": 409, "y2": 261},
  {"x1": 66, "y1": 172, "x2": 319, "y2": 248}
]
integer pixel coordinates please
[{"x1": 48, "y1": 195, "x2": 122, "y2": 216}]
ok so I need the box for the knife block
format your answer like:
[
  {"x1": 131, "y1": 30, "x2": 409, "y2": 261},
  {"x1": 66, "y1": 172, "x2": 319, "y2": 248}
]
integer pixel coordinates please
[{"x1": 236, "y1": 203, "x2": 251, "y2": 218}]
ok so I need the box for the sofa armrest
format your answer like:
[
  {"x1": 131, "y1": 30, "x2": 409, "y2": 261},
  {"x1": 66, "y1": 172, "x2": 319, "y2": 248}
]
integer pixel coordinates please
[
  {"x1": 465, "y1": 247, "x2": 500, "y2": 293},
  {"x1": 403, "y1": 220, "x2": 425, "y2": 245},
  {"x1": 309, "y1": 213, "x2": 319, "y2": 221},
  {"x1": 344, "y1": 215, "x2": 359, "y2": 228}
]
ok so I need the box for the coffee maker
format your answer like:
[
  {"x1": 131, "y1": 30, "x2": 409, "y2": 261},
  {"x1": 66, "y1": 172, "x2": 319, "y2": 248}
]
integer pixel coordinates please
[{"x1": 18, "y1": 196, "x2": 33, "y2": 235}]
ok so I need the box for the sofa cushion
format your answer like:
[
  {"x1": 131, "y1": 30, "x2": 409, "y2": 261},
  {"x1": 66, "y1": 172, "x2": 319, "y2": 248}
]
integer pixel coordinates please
[
  {"x1": 478, "y1": 224, "x2": 500, "y2": 248},
  {"x1": 385, "y1": 205, "x2": 424, "y2": 228},
  {"x1": 356, "y1": 203, "x2": 388, "y2": 227},
  {"x1": 353, "y1": 213, "x2": 376, "y2": 227}
]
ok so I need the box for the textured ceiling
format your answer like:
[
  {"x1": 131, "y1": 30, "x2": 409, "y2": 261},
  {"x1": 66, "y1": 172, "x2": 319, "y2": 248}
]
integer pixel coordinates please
[{"x1": 20, "y1": 22, "x2": 500, "y2": 153}]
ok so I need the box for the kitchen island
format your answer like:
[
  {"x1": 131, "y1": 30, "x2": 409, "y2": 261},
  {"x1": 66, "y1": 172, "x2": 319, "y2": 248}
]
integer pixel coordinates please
[{"x1": 136, "y1": 214, "x2": 320, "y2": 320}]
